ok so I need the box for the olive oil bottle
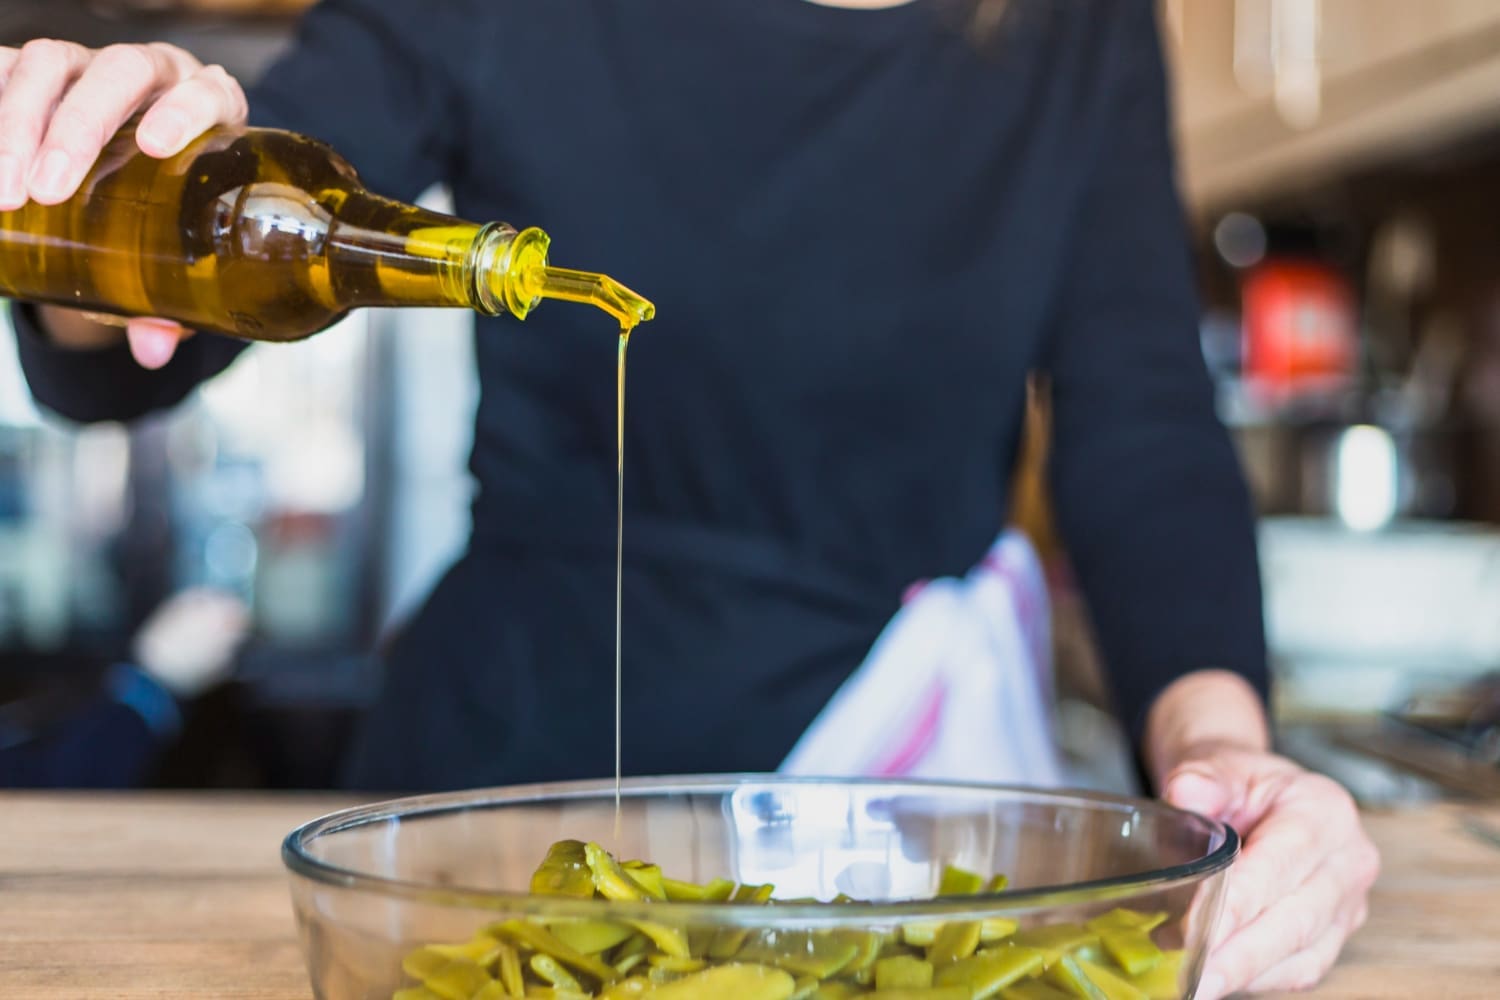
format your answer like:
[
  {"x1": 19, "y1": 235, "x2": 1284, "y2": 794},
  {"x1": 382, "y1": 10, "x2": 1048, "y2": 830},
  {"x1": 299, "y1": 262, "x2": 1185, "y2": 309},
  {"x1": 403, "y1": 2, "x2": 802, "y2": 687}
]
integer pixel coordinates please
[{"x1": 0, "y1": 120, "x2": 653, "y2": 338}]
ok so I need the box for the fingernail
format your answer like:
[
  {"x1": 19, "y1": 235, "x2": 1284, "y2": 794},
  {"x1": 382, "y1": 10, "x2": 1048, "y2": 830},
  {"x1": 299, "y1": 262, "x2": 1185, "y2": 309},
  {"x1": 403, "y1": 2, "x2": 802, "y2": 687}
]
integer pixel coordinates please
[
  {"x1": 29, "y1": 150, "x2": 71, "y2": 200},
  {"x1": 129, "y1": 324, "x2": 179, "y2": 370},
  {"x1": 0, "y1": 154, "x2": 22, "y2": 207},
  {"x1": 1167, "y1": 772, "x2": 1225, "y2": 816},
  {"x1": 141, "y1": 111, "x2": 187, "y2": 153},
  {"x1": 1198, "y1": 972, "x2": 1225, "y2": 1000}
]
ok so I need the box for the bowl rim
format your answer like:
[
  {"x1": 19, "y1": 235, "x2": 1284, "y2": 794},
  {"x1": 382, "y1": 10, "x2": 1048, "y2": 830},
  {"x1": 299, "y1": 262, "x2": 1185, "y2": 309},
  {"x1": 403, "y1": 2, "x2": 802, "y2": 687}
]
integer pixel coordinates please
[{"x1": 281, "y1": 774, "x2": 1239, "y2": 923}]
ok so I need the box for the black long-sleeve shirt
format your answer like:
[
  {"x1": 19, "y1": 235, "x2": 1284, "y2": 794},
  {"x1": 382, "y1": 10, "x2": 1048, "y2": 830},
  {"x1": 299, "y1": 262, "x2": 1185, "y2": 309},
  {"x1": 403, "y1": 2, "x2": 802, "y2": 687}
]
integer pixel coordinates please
[{"x1": 18, "y1": 0, "x2": 1267, "y2": 791}]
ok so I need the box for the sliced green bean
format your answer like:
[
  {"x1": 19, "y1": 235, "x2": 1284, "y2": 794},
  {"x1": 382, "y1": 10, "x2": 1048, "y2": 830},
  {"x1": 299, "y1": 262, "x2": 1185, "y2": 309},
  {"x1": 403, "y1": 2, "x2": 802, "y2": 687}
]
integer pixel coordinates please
[
  {"x1": 396, "y1": 841, "x2": 1193, "y2": 1000},
  {"x1": 496, "y1": 940, "x2": 524, "y2": 996},
  {"x1": 586, "y1": 843, "x2": 654, "y2": 902},
  {"x1": 737, "y1": 933, "x2": 861, "y2": 979},
  {"x1": 623, "y1": 862, "x2": 669, "y2": 901},
  {"x1": 925, "y1": 922, "x2": 981, "y2": 966},
  {"x1": 550, "y1": 920, "x2": 637, "y2": 955},
  {"x1": 1010, "y1": 925, "x2": 1100, "y2": 966},
  {"x1": 933, "y1": 946, "x2": 1045, "y2": 999},
  {"x1": 875, "y1": 955, "x2": 934, "y2": 990},
  {"x1": 490, "y1": 919, "x2": 619, "y2": 984},
  {"x1": 1097, "y1": 929, "x2": 1162, "y2": 977},
  {"x1": 1075, "y1": 959, "x2": 1149, "y2": 1000},
  {"x1": 938, "y1": 865, "x2": 985, "y2": 896},
  {"x1": 1000, "y1": 981, "x2": 1076, "y2": 1000},
  {"x1": 1084, "y1": 911, "x2": 1167, "y2": 935},
  {"x1": 1126, "y1": 950, "x2": 1185, "y2": 1000},
  {"x1": 532, "y1": 840, "x2": 597, "y2": 899},
  {"x1": 1042, "y1": 955, "x2": 1107, "y2": 1000},
  {"x1": 534, "y1": 953, "x2": 588, "y2": 993},
  {"x1": 636, "y1": 963, "x2": 796, "y2": 999}
]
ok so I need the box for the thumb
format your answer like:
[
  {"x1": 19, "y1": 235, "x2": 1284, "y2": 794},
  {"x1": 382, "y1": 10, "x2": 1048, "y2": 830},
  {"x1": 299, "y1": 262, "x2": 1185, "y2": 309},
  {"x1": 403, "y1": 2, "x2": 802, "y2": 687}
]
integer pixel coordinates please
[
  {"x1": 1163, "y1": 763, "x2": 1233, "y2": 820},
  {"x1": 126, "y1": 318, "x2": 189, "y2": 370}
]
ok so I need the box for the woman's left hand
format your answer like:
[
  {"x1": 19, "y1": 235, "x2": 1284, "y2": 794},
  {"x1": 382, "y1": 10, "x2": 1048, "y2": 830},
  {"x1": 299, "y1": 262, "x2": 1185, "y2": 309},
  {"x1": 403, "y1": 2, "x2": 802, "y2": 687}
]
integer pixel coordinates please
[{"x1": 1161, "y1": 744, "x2": 1381, "y2": 999}]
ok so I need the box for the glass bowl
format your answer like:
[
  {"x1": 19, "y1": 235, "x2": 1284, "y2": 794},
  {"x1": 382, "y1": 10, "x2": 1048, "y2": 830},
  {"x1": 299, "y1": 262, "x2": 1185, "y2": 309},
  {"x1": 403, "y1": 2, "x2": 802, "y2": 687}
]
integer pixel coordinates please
[{"x1": 283, "y1": 775, "x2": 1237, "y2": 1000}]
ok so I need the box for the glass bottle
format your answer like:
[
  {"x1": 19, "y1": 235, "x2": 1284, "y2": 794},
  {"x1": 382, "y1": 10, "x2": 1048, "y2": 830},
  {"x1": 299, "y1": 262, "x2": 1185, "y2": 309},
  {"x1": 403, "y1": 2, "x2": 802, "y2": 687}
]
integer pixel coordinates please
[{"x1": 0, "y1": 120, "x2": 653, "y2": 340}]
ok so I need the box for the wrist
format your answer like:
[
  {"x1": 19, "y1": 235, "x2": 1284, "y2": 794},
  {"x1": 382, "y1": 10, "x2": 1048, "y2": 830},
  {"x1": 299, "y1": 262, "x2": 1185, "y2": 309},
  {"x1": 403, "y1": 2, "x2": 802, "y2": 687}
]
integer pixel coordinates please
[
  {"x1": 1143, "y1": 669, "x2": 1270, "y2": 787},
  {"x1": 36, "y1": 304, "x2": 127, "y2": 351}
]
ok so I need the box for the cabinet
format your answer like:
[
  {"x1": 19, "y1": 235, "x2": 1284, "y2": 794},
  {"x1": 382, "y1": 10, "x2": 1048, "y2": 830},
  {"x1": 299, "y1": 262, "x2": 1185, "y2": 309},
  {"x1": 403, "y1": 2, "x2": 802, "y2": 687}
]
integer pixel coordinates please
[{"x1": 1164, "y1": 0, "x2": 1500, "y2": 211}]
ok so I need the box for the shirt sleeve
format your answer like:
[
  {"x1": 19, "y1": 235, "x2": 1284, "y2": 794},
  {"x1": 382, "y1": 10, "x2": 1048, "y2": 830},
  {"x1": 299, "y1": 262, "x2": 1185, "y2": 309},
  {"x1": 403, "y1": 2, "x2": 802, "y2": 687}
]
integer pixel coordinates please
[
  {"x1": 1040, "y1": 0, "x2": 1269, "y2": 749},
  {"x1": 16, "y1": 0, "x2": 475, "y2": 424}
]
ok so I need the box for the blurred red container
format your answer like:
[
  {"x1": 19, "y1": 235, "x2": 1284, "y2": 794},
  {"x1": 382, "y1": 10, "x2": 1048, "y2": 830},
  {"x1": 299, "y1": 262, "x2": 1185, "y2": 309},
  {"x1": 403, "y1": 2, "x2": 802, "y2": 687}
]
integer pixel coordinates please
[{"x1": 1241, "y1": 259, "x2": 1357, "y2": 399}]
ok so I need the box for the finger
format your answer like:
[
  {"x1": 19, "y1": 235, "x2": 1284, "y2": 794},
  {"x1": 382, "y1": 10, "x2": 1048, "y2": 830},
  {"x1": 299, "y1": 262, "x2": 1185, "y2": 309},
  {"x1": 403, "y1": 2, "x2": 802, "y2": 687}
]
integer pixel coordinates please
[
  {"x1": 1207, "y1": 807, "x2": 1331, "y2": 951},
  {"x1": 0, "y1": 39, "x2": 92, "y2": 208},
  {"x1": 31, "y1": 44, "x2": 186, "y2": 204},
  {"x1": 1241, "y1": 923, "x2": 1348, "y2": 995},
  {"x1": 0, "y1": 48, "x2": 22, "y2": 89},
  {"x1": 126, "y1": 318, "x2": 190, "y2": 369},
  {"x1": 1209, "y1": 864, "x2": 1345, "y2": 993},
  {"x1": 137, "y1": 63, "x2": 246, "y2": 158},
  {"x1": 1162, "y1": 765, "x2": 1233, "y2": 818}
]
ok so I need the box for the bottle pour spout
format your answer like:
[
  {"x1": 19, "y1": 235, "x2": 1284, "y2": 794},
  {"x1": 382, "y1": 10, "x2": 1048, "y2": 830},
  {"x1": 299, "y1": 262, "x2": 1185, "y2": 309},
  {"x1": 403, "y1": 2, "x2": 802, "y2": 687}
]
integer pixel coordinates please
[
  {"x1": 484, "y1": 225, "x2": 655, "y2": 331},
  {"x1": 529, "y1": 265, "x2": 656, "y2": 331}
]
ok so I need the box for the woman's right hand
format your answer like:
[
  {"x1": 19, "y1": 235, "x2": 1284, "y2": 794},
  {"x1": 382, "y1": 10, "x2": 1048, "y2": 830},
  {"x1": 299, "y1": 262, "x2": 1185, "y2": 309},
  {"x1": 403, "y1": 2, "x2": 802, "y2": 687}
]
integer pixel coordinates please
[{"x1": 0, "y1": 39, "x2": 248, "y2": 367}]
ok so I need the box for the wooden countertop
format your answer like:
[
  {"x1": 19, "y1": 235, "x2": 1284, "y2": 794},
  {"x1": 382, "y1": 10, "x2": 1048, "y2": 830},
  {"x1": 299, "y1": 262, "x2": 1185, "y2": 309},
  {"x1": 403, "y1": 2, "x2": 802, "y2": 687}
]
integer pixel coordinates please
[{"x1": 0, "y1": 793, "x2": 1496, "y2": 998}]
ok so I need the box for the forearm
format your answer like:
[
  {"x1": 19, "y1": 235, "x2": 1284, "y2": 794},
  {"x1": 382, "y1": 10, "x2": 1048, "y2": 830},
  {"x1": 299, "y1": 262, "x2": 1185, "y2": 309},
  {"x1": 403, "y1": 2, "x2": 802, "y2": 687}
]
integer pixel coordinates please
[{"x1": 1142, "y1": 668, "x2": 1271, "y2": 789}]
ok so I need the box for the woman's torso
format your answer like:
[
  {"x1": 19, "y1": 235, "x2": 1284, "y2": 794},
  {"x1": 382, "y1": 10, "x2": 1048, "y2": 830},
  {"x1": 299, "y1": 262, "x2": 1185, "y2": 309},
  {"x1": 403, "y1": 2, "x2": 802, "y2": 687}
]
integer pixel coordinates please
[{"x1": 255, "y1": 0, "x2": 1127, "y2": 788}]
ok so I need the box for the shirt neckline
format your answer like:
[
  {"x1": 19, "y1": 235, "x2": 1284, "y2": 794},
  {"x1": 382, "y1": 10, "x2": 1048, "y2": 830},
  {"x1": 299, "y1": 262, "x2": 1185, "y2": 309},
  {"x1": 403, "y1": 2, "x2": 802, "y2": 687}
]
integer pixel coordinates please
[{"x1": 744, "y1": 0, "x2": 936, "y2": 43}]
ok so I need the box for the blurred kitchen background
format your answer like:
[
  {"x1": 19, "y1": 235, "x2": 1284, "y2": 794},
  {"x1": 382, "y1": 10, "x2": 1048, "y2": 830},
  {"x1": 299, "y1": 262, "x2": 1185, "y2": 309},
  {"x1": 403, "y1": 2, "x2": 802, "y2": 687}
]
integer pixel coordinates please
[{"x1": 1, "y1": 0, "x2": 1498, "y2": 800}]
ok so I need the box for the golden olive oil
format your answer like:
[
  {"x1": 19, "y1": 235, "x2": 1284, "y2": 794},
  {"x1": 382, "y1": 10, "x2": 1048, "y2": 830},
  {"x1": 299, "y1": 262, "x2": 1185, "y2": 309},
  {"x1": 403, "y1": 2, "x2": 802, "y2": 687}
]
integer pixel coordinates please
[{"x1": 615, "y1": 330, "x2": 630, "y2": 820}]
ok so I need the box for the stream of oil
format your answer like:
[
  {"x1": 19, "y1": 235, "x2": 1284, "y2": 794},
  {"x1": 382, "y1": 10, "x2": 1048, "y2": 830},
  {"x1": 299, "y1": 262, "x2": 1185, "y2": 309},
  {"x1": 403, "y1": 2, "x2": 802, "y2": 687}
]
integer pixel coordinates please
[{"x1": 614, "y1": 329, "x2": 629, "y2": 833}]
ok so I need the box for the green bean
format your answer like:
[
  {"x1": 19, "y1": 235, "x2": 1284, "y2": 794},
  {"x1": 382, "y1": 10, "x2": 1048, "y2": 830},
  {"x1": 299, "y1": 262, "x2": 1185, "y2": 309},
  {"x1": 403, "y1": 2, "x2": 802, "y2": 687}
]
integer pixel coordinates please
[
  {"x1": 1010, "y1": 925, "x2": 1101, "y2": 965},
  {"x1": 490, "y1": 918, "x2": 620, "y2": 985},
  {"x1": 394, "y1": 841, "x2": 1191, "y2": 1000},
  {"x1": 398, "y1": 951, "x2": 491, "y2": 1000},
  {"x1": 637, "y1": 963, "x2": 796, "y2": 999},
  {"x1": 937, "y1": 865, "x2": 985, "y2": 896},
  {"x1": 1000, "y1": 981, "x2": 1076, "y2": 1000},
  {"x1": 1096, "y1": 929, "x2": 1162, "y2": 977},
  {"x1": 874, "y1": 955, "x2": 934, "y2": 991},
  {"x1": 586, "y1": 843, "x2": 655, "y2": 902},
  {"x1": 924, "y1": 921, "x2": 981, "y2": 966},
  {"x1": 534, "y1": 953, "x2": 587, "y2": 992},
  {"x1": 623, "y1": 862, "x2": 669, "y2": 901},
  {"x1": 1125, "y1": 951, "x2": 1185, "y2": 1000},
  {"x1": 497, "y1": 940, "x2": 524, "y2": 996},
  {"x1": 1074, "y1": 959, "x2": 1150, "y2": 1000},
  {"x1": 979, "y1": 918, "x2": 1019, "y2": 944},
  {"x1": 533, "y1": 840, "x2": 597, "y2": 899},
  {"x1": 663, "y1": 877, "x2": 735, "y2": 902},
  {"x1": 1042, "y1": 954, "x2": 1107, "y2": 1000},
  {"x1": 737, "y1": 932, "x2": 861, "y2": 979},
  {"x1": 932, "y1": 946, "x2": 1046, "y2": 999},
  {"x1": 551, "y1": 920, "x2": 637, "y2": 956}
]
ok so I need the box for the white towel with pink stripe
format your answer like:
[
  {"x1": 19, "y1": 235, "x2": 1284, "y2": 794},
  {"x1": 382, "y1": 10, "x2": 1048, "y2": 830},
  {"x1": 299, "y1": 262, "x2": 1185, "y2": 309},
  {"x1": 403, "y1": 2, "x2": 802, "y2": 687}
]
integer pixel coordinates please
[{"x1": 779, "y1": 529, "x2": 1064, "y2": 787}]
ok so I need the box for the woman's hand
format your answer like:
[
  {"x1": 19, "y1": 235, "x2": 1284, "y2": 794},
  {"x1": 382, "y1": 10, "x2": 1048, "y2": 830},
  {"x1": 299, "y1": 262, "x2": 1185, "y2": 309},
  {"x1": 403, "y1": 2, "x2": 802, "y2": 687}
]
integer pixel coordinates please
[
  {"x1": 1146, "y1": 671, "x2": 1380, "y2": 999},
  {"x1": 1163, "y1": 744, "x2": 1380, "y2": 998},
  {"x1": 0, "y1": 39, "x2": 248, "y2": 366}
]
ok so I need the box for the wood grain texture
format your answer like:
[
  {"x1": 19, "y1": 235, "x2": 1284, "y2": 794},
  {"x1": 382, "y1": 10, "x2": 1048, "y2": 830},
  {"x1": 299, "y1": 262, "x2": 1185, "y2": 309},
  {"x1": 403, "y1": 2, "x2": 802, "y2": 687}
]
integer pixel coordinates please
[{"x1": 0, "y1": 793, "x2": 1496, "y2": 998}]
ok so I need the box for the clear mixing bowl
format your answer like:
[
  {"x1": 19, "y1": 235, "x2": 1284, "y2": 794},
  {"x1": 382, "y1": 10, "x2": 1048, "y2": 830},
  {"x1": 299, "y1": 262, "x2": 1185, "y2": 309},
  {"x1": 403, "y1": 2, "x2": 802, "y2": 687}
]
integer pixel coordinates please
[{"x1": 283, "y1": 775, "x2": 1237, "y2": 1000}]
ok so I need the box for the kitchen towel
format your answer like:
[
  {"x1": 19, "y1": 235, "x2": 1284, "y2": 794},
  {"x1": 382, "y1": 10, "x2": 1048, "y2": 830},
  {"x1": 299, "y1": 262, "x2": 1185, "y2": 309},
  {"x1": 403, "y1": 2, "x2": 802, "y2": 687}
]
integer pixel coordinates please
[{"x1": 779, "y1": 529, "x2": 1063, "y2": 786}]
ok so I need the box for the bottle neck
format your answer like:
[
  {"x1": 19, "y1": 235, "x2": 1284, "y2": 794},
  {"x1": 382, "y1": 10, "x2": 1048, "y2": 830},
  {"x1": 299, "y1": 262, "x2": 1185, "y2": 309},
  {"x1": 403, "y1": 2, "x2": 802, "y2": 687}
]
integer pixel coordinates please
[
  {"x1": 327, "y1": 192, "x2": 654, "y2": 329},
  {"x1": 319, "y1": 195, "x2": 520, "y2": 316}
]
